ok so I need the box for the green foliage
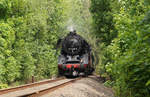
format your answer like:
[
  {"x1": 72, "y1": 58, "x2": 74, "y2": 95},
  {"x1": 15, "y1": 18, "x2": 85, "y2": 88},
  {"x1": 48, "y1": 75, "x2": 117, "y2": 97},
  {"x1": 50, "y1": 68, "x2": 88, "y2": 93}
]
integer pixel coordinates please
[
  {"x1": 0, "y1": 22, "x2": 20, "y2": 83},
  {"x1": 90, "y1": 0, "x2": 150, "y2": 97},
  {"x1": 0, "y1": 84, "x2": 8, "y2": 89},
  {"x1": 90, "y1": 0, "x2": 117, "y2": 44},
  {"x1": 104, "y1": 80, "x2": 114, "y2": 88},
  {"x1": 0, "y1": 0, "x2": 67, "y2": 86}
]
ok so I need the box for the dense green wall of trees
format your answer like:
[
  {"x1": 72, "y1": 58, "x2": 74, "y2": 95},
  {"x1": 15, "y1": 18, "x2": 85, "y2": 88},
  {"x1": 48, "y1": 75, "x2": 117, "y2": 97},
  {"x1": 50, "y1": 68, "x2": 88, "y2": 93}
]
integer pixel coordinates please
[
  {"x1": 0, "y1": 0, "x2": 67, "y2": 88},
  {"x1": 90, "y1": 0, "x2": 150, "y2": 97}
]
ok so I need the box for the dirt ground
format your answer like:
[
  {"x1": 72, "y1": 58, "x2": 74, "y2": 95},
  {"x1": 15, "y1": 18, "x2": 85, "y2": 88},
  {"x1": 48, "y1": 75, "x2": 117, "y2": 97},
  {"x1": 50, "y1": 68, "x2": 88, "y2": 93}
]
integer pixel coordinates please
[{"x1": 41, "y1": 76, "x2": 114, "y2": 97}]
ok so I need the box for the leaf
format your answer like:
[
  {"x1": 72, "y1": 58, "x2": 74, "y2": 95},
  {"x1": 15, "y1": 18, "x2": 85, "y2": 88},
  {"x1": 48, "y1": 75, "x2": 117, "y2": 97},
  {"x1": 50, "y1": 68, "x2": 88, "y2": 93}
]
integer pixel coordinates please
[{"x1": 146, "y1": 80, "x2": 150, "y2": 86}]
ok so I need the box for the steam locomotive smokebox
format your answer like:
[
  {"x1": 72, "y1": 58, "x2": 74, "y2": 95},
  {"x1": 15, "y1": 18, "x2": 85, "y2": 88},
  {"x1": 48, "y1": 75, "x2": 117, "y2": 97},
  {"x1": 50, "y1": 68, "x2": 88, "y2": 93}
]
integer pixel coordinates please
[{"x1": 62, "y1": 33, "x2": 83, "y2": 55}]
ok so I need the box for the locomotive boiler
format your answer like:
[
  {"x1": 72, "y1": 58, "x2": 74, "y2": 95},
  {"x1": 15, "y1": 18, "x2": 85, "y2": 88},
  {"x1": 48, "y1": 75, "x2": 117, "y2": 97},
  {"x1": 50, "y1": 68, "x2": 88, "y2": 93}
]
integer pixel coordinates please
[{"x1": 57, "y1": 30, "x2": 94, "y2": 77}]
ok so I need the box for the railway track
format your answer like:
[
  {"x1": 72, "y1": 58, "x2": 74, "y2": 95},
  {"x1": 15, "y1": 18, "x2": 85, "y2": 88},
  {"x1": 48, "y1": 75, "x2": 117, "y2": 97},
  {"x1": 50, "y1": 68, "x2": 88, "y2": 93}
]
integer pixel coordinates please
[{"x1": 0, "y1": 77, "x2": 81, "y2": 97}]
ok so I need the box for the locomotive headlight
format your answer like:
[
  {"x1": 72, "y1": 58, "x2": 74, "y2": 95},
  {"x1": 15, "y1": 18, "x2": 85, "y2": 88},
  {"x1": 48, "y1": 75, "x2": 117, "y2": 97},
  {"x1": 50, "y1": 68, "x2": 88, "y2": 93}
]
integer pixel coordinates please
[{"x1": 80, "y1": 59, "x2": 83, "y2": 63}]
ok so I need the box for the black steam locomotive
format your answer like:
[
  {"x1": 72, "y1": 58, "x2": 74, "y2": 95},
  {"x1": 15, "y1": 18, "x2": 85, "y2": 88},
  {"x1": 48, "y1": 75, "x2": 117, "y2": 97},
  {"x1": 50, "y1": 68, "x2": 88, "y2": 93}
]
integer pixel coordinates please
[{"x1": 57, "y1": 30, "x2": 94, "y2": 77}]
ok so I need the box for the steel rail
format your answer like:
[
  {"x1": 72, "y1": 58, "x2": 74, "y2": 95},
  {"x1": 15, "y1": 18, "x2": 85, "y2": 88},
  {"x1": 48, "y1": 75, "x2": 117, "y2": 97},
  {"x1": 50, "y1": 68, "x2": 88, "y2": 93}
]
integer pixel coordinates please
[
  {"x1": 0, "y1": 77, "x2": 65, "y2": 95},
  {"x1": 20, "y1": 78, "x2": 81, "y2": 97}
]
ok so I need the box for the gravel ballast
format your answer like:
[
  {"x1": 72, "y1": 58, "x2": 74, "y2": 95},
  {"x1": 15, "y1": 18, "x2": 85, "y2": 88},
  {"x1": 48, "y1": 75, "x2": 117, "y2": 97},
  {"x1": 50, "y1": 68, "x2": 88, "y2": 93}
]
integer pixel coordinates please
[{"x1": 42, "y1": 76, "x2": 114, "y2": 97}]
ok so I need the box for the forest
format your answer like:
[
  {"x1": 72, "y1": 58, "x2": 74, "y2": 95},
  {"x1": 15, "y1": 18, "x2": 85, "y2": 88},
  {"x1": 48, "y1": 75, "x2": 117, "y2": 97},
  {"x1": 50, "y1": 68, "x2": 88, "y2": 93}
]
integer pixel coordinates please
[{"x1": 0, "y1": 0, "x2": 150, "y2": 97}]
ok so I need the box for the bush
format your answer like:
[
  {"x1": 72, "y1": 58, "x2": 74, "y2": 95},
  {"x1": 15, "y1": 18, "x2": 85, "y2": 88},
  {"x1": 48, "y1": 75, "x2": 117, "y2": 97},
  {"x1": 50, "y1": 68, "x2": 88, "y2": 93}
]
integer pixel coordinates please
[
  {"x1": 0, "y1": 84, "x2": 8, "y2": 89},
  {"x1": 90, "y1": 0, "x2": 150, "y2": 96}
]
